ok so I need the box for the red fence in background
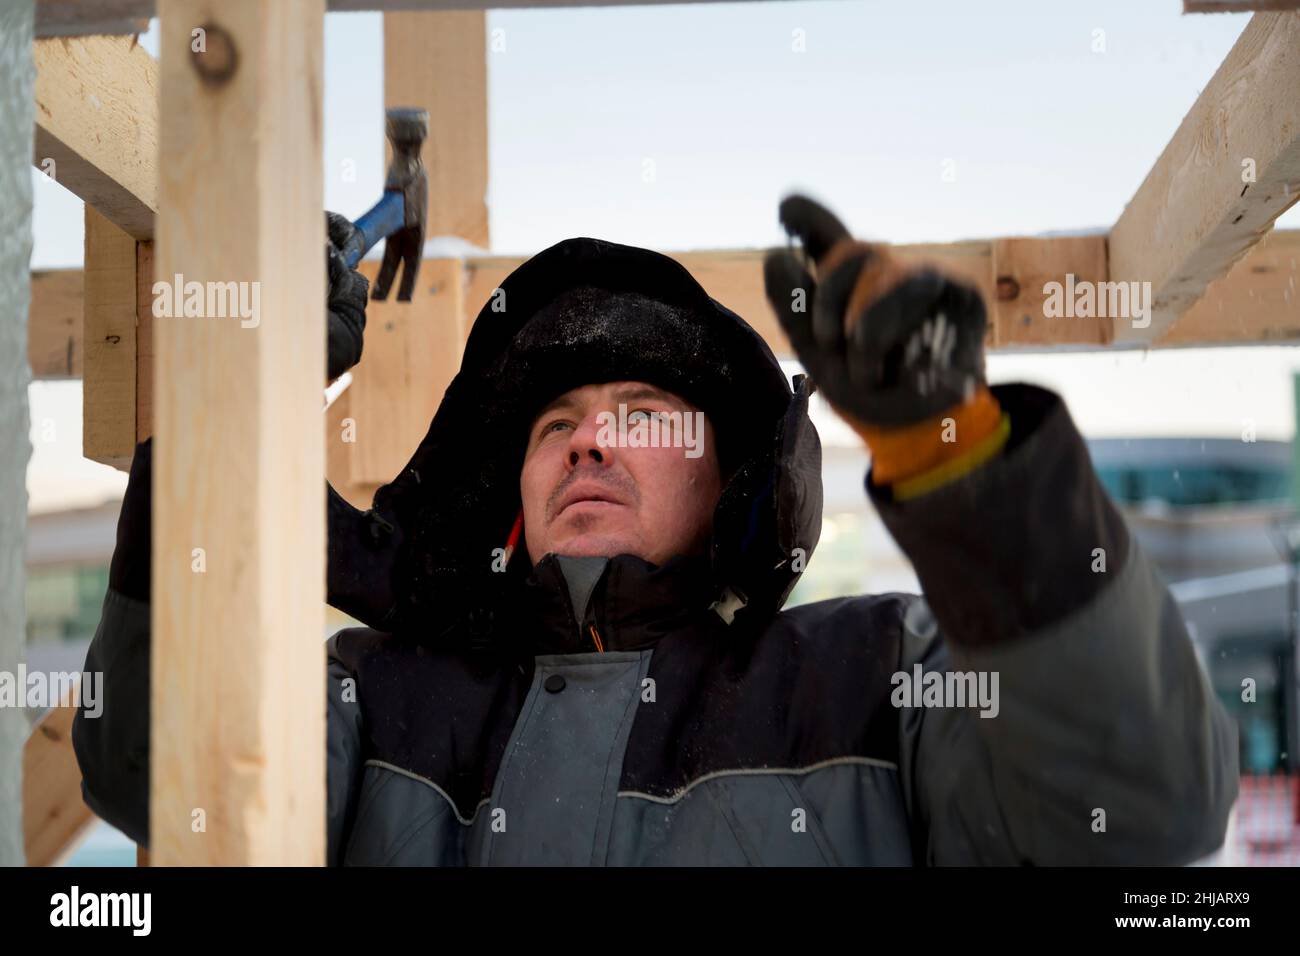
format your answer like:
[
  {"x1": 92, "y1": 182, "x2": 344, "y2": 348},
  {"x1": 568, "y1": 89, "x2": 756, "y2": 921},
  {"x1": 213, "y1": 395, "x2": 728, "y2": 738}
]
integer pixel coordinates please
[{"x1": 1223, "y1": 773, "x2": 1300, "y2": 866}]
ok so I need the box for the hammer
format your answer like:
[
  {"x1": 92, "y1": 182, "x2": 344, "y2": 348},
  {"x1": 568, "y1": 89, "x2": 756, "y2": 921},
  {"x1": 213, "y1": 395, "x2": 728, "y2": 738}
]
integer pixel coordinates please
[{"x1": 338, "y1": 107, "x2": 429, "y2": 302}]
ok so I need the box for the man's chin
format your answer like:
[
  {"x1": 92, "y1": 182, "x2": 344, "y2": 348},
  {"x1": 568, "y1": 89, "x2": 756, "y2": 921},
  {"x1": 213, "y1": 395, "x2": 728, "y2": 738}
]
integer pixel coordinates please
[{"x1": 550, "y1": 533, "x2": 647, "y2": 561}]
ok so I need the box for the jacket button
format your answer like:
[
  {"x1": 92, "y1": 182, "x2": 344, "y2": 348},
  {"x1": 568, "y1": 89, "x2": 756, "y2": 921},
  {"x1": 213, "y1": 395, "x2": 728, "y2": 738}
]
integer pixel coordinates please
[{"x1": 544, "y1": 674, "x2": 566, "y2": 694}]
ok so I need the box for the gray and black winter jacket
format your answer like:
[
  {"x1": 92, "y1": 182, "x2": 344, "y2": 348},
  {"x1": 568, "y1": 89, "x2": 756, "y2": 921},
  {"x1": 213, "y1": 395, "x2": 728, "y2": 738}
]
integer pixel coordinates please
[{"x1": 74, "y1": 239, "x2": 1238, "y2": 866}]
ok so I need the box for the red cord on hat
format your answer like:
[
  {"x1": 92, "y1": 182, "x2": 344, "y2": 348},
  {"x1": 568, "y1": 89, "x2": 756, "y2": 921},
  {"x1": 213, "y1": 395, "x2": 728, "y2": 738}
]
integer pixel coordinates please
[{"x1": 501, "y1": 508, "x2": 524, "y2": 566}]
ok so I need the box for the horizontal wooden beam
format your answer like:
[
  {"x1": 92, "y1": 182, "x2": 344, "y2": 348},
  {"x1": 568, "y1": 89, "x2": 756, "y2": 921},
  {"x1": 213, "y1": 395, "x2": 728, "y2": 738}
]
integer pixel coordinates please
[
  {"x1": 35, "y1": 0, "x2": 769, "y2": 36},
  {"x1": 468, "y1": 239, "x2": 1103, "y2": 352},
  {"x1": 32, "y1": 232, "x2": 1300, "y2": 389},
  {"x1": 33, "y1": 34, "x2": 158, "y2": 239},
  {"x1": 1157, "y1": 227, "x2": 1300, "y2": 346},
  {"x1": 992, "y1": 236, "x2": 1111, "y2": 347},
  {"x1": 1110, "y1": 11, "x2": 1300, "y2": 345}
]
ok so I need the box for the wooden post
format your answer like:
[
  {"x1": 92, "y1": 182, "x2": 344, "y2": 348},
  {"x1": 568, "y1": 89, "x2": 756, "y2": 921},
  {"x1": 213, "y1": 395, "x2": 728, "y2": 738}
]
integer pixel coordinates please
[
  {"x1": 340, "y1": 11, "x2": 485, "y2": 486},
  {"x1": 383, "y1": 11, "x2": 488, "y2": 247},
  {"x1": 83, "y1": 207, "x2": 139, "y2": 469},
  {"x1": 152, "y1": 0, "x2": 326, "y2": 865},
  {"x1": 0, "y1": 0, "x2": 35, "y2": 869}
]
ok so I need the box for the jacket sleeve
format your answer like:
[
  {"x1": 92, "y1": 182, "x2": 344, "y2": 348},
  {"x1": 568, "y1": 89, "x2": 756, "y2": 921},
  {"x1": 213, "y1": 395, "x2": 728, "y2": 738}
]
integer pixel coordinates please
[
  {"x1": 72, "y1": 597, "x2": 367, "y2": 863},
  {"x1": 871, "y1": 383, "x2": 1239, "y2": 865},
  {"x1": 325, "y1": 632, "x2": 366, "y2": 866},
  {"x1": 72, "y1": 588, "x2": 152, "y2": 846}
]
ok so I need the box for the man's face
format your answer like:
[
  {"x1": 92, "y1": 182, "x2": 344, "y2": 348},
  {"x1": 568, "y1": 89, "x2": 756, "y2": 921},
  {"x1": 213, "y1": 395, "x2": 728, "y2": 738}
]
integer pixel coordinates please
[{"x1": 520, "y1": 381, "x2": 722, "y2": 567}]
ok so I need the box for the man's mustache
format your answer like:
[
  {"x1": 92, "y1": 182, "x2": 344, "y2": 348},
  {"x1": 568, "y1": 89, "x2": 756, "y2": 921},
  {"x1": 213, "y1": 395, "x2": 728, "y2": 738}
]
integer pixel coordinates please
[{"x1": 546, "y1": 466, "x2": 641, "y2": 522}]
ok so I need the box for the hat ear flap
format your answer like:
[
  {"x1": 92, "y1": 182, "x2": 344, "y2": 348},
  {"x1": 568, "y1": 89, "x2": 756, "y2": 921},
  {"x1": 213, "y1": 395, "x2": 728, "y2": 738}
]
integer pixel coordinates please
[
  {"x1": 709, "y1": 374, "x2": 822, "y2": 621},
  {"x1": 774, "y1": 374, "x2": 823, "y2": 592}
]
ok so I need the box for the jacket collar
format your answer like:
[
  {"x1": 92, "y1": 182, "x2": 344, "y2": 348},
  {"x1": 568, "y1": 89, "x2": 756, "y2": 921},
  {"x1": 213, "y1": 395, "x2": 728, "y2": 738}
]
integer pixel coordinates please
[{"x1": 517, "y1": 552, "x2": 719, "y2": 655}]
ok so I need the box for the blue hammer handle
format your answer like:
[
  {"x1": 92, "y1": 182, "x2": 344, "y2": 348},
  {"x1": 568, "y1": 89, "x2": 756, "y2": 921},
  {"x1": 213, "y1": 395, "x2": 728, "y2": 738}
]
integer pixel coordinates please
[{"x1": 342, "y1": 190, "x2": 406, "y2": 270}]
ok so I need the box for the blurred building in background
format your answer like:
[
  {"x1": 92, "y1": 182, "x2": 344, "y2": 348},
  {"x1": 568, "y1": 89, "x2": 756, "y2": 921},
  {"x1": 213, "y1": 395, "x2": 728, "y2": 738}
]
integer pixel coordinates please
[{"x1": 1090, "y1": 436, "x2": 1295, "y2": 778}]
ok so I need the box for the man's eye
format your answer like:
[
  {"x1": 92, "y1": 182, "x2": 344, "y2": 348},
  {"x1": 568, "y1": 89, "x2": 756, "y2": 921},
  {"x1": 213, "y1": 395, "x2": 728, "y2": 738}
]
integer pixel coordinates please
[
  {"x1": 541, "y1": 420, "x2": 571, "y2": 436},
  {"x1": 627, "y1": 408, "x2": 664, "y2": 425}
]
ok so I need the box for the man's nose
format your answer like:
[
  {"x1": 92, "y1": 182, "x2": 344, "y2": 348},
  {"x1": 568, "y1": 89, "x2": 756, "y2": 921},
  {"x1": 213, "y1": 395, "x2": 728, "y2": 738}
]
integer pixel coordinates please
[{"x1": 565, "y1": 413, "x2": 614, "y2": 469}]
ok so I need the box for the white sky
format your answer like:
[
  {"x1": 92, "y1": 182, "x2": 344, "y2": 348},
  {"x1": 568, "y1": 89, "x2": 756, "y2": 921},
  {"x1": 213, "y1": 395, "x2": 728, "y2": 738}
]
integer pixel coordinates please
[{"x1": 25, "y1": 0, "x2": 1300, "y2": 512}]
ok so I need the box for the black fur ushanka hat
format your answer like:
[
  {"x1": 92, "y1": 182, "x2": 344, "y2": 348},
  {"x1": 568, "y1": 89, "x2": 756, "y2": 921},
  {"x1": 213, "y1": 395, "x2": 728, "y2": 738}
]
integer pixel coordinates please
[{"x1": 327, "y1": 238, "x2": 823, "y2": 642}]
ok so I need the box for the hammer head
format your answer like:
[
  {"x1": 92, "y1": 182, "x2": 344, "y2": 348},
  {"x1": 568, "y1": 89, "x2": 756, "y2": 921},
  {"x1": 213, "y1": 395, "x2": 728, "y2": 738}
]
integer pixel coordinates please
[{"x1": 374, "y1": 107, "x2": 429, "y2": 302}]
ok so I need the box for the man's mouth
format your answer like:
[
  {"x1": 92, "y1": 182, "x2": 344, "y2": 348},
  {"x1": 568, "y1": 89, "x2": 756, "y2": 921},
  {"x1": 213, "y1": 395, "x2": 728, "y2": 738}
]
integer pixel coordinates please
[{"x1": 553, "y1": 483, "x2": 628, "y2": 520}]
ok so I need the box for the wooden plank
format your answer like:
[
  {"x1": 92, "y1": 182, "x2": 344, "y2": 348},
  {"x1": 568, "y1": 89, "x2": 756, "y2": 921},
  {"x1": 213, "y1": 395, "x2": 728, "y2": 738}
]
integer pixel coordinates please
[
  {"x1": 1159, "y1": 228, "x2": 1300, "y2": 345},
  {"x1": 326, "y1": 383, "x2": 381, "y2": 510},
  {"x1": 336, "y1": 8, "x2": 485, "y2": 487},
  {"x1": 152, "y1": 0, "x2": 326, "y2": 866},
  {"x1": 29, "y1": 269, "x2": 83, "y2": 378},
  {"x1": 1110, "y1": 12, "x2": 1300, "y2": 345},
  {"x1": 464, "y1": 241, "x2": 1000, "y2": 360},
  {"x1": 83, "y1": 206, "x2": 138, "y2": 470},
  {"x1": 383, "y1": 11, "x2": 488, "y2": 246},
  {"x1": 34, "y1": 229, "x2": 1300, "y2": 410},
  {"x1": 348, "y1": 258, "x2": 466, "y2": 483},
  {"x1": 23, "y1": 695, "x2": 96, "y2": 868},
  {"x1": 992, "y1": 236, "x2": 1110, "y2": 348},
  {"x1": 33, "y1": 34, "x2": 158, "y2": 239},
  {"x1": 136, "y1": 241, "x2": 153, "y2": 441},
  {"x1": 37, "y1": 0, "x2": 765, "y2": 36}
]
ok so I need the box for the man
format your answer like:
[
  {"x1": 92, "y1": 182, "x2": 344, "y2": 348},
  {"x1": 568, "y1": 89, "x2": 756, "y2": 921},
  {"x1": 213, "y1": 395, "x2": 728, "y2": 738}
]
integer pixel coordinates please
[{"x1": 74, "y1": 195, "x2": 1237, "y2": 866}]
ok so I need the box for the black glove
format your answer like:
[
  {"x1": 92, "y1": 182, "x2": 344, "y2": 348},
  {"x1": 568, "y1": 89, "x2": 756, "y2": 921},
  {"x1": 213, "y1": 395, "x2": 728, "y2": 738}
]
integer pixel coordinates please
[
  {"x1": 326, "y1": 211, "x2": 369, "y2": 381},
  {"x1": 763, "y1": 194, "x2": 987, "y2": 428}
]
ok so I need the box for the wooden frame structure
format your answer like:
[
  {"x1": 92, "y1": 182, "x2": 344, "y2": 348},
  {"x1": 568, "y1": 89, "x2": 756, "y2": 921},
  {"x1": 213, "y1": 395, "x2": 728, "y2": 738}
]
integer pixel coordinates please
[{"x1": 15, "y1": 3, "x2": 1300, "y2": 865}]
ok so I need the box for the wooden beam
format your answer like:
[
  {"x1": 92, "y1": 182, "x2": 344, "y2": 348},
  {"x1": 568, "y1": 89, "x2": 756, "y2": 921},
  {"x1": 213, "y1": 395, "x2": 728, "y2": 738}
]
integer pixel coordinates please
[
  {"x1": 1110, "y1": 12, "x2": 1300, "y2": 345},
  {"x1": 347, "y1": 257, "x2": 466, "y2": 484},
  {"x1": 383, "y1": 10, "x2": 488, "y2": 246},
  {"x1": 135, "y1": 241, "x2": 154, "y2": 441},
  {"x1": 41, "y1": 222, "x2": 1300, "y2": 494},
  {"x1": 152, "y1": 0, "x2": 325, "y2": 865},
  {"x1": 326, "y1": 383, "x2": 379, "y2": 510},
  {"x1": 82, "y1": 206, "x2": 138, "y2": 470},
  {"x1": 329, "y1": 9, "x2": 484, "y2": 488},
  {"x1": 464, "y1": 241, "x2": 1002, "y2": 356},
  {"x1": 29, "y1": 268, "x2": 82, "y2": 378},
  {"x1": 34, "y1": 34, "x2": 158, "y2": 239},
  {"x1": 991, "y1": 236, "x2": 1110, "y2": 348},
  {"x1": 36, "y1": 0, "x2": 765, "y2": 36},
  {"x1": 1158, "y1": 228, "x2": 1300, "y2": 345},
  {"x1": 23, "y1": 696, "x2": 96, "y2": 868}
]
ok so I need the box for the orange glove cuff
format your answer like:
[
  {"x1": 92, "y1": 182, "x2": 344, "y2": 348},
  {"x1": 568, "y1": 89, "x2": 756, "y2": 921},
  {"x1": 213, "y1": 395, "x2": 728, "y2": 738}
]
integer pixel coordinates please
[{"x1": 848, "y1": 386, "x2": 1005, "y2": 488}]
